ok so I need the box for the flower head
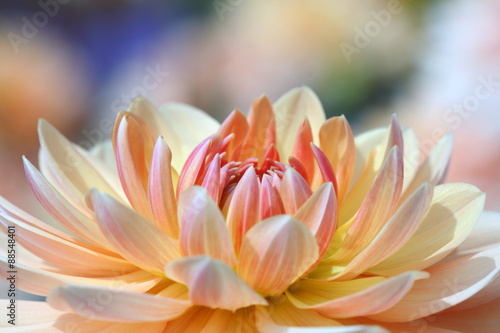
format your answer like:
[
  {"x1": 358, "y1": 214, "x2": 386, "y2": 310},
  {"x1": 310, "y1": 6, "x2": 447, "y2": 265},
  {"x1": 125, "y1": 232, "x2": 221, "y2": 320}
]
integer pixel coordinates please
[{"x1": 1, "y1": 87, "x2": 498, "y2": 332}]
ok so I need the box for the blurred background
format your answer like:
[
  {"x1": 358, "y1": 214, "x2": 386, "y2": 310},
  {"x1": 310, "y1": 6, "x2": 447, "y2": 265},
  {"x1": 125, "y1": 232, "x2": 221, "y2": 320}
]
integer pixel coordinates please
[{"x1": 0, "y1": 0, "x2": 499, "y2": 233}]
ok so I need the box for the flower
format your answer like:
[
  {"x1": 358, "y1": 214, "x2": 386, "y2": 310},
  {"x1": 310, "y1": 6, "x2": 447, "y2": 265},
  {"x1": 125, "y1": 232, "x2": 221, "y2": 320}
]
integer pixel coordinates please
[{"x1": 1, "y1": 87, "x2": 499, "y2": 332}]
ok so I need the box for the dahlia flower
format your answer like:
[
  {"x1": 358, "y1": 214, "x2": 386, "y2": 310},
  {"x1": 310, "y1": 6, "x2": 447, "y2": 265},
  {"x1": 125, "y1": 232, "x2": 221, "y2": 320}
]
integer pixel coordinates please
[{"x1": 1, "y1": 87, "x2": 499, "y2": 332}]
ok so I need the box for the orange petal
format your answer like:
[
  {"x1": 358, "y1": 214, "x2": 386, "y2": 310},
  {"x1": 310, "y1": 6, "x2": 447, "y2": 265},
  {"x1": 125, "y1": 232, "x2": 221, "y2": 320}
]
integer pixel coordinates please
[
  {"x1": 218, "y1": 109, "x2": 249, "y2": 160},
  {"x1": 91, "y1": 191, "x2": 179, "y2": 274},
  {"x1": 240, "y1": 96, "x2": 276, "y2": 161},
  {"x1": 332, "y1": 146, "x2": 403, "y2": 262},
  {"x1": 237, "y1": 215, "x2": 319, "y2": 296},
  {"x1": 165, "y1": 256, "x2": 267, "y2": 311},
  {"x1": 310, "y1": 143, "x2": 338, "y2": 193},
  {"x1": 291, "y1": 119, "x2": 315, "y2": 183},
  {"x1": 294, "y1": 182, "x2": 337, "y2": 261},
  {"x1": 48, "y1": 285, "x2": 191, "y2": 322},
  {"x1": 178, "y1": 187, "x2": 236, "y2": 266},
  {"x1": 286, "y1": 271, "x2": 427, "y2": 318},
  {"x1": 273, "y1": 87, "x2": 326, "y2": 161},
  {"x1": 148, "y1": 137, "x2": 179, "y2": 238},
  {"x1": 226, "y1": 166, "x2": 261, "y2": 253},
  {"x1": 280, "y1": 168, "x2": 313, "y2": 215},
  {"x1": 319, "y1": 115, "x2": 356, "y2": 204},
  {"x1": 368, "y1": 247, "x2": 500, "y2": 322},
  {"x1": 114, "y1": 114, "x2": 155, "y2": 219}
]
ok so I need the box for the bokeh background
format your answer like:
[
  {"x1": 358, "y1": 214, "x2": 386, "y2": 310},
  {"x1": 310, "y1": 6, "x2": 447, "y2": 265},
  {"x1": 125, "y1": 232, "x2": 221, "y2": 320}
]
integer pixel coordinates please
[{"x1": 1, "y1": 0, "x2": 500, "y2": 299}]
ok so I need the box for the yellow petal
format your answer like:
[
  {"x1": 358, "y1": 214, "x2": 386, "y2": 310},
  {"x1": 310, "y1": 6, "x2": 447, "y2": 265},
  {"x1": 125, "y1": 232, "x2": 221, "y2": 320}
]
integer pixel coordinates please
[
  {"x1": 273, "y1": 86, "x2": 326, "y2": 161},
  {"x1": 286, "y1": 271, "x2": 427, "y2": 318},
  {"x1": 165, "y1": 256, "x2": 267, "y2": 311},
  {"x1": 369, "y1": 183, "x2": 485, "y2": 275},
  {"x1": 48, "y1": 285, "x2": 191, "y2": 322},
  {"x1": 237, "y1": 215, "x2": 319, "y2": 296},
  {"x1": 178, "y1": 187, "x2": 237, "y2": 266}
]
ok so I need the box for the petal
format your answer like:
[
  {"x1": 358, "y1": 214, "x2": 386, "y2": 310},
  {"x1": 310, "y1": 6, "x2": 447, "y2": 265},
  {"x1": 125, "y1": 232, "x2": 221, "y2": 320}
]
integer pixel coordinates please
[
  {"x1": 324, "y1": 184, "x2": 433, "y2": 281},
  {"x1": 48, "y1": 285, "x2": 191, "y2": 322},
  {"x1": 280, "y1": 168, "x2": 313, "y2": 215},
  {"x1": 178, "y1": 187, "x2": 236, "y2": 266},
  {"x1": 200, "y1": 154, "x2": 222, "y2": 203},
  {"x1": 113, "y1": 113, "x2": 154, "y2": 219},
  {"x1": 164, "y1": 256, "x2": 267, "y2": 311},
  {"x1": 255, "y1": 301, "x2": 388, "y2": 333},
  {"x1": 294, "y1": 182, "x2": 337, "y2": 260},
  {"x1": 38, "y1": 120, "x2": 124, "y2": 203},
  {"x1": 273, "y1": 86, "x2": 326, "y2": 161},
  {"x1": 55, "y1": 314, "x2": 167, "y2": 333},
  {"x1": 240, "y1": 96, "x2": 276, "y2": 161},
  {"x1": 369, "y1": 183, "x2": 485, "y2": 276},
  {"x1": 23, "y1": 158, "x2": 112, "y2": 250},
  {"x1": 319, "y1": 115, "x2": 356, "y2": 203},
  {"x1": 401, "y1": 133, "x2": 453, "y2": 202},
  {"x1": 310, "y1": 143, "x2": 339, "y2": 193},
  {"x1": 148, "y1": 137, "x2": 179, "y2": 237},
  {"x1": 0, "y1": 300, "x2": 66, "y2": 329},
  {"x1": 286, "y1": 271, "x2": 427, "y2": 318},
  {"x1": 260, "y1": 174, "x2": 285, "y2": 219},
  {"x1": 217, "y1": 109, "x2": 249, "y2": 160},
  {"x1": 226, "y1": 166, "x2": 261, "y2": 253},
  {"x1": 0, "y1": 212, "x2": 135, "y2": 275},
  {"x1": 368, "y1": 247, "x2": 500, "y2": 322},
  {"x1": 332, "y1": 146, "x2": 403, "y2": 262},
  {"x1": 291, "y1": 119, "x2": 315, "y2": 183},
  {"x1": 91, "y1": 191, "x2": 179, "y2": 274},
  {"x1": 176, "y1": 138, "x2": 211, "y2": 196},
  {"x1": 237, "y1": 215, "x2": 319, "y2": 296}
]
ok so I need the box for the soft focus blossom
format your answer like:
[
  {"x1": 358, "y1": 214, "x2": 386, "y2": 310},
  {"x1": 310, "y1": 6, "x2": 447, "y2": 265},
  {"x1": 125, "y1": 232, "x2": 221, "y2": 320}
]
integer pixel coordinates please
[{"x1": 1, "y1": 87, "x2": 499, "y2": 332}]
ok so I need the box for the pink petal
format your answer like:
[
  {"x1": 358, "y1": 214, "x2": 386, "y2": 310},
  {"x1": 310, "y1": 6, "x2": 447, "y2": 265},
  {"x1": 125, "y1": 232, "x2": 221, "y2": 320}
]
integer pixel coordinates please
[
  {"x1": 48, "y1": 285, "x2": 191, "y2": 322},
  {"x1": 91, "y1": 191, "x2": 179, "y2": 274},
  {"x1": 260, "y1": 174, "x2": 285, "y2": 220},
  {"x1": 294, "y1": 182, "x2": 337, "y2": 261},
  {"x1": 148, "y1": 137, "x2": 179, "y2": 237},
  {"x1": 217, "y1": 109, "x2": 249, "y2": 160},
  {"x1": 280, "y1": 168, "x2": 313, "y2": 215},
  {"x1": 165, "y1": 256, "x2": 267, "y2": 311},
  {"x1": 237, "y1": 215, "x2": 319, "y2": 296},
  {"x1": 291, "y1": 119, "x2": 315, "y2": 183},
  {"x1": 226, "y1": 166, "x2": 261, "y2": 253},
  {"x1": 310, "y1": 143, "x2": 339, "y2": 193},
  {"x1": 176, "y1": 138, "x2": 211, "y2": 195},
  {"x1": 178, "y1": 187, "x2": 237, "y2": 266},
  {"x1": 201, "y1": 154, "x2": 222, "y2": 203}
]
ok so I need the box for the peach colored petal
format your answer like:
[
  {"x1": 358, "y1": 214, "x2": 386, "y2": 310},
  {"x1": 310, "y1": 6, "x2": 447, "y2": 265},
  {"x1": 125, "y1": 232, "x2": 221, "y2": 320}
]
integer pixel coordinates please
[
  {"x1": 384, "y1": 114, "x2": 404, "y2": 158},
  {"x1": 273, "y1": 86, "x2": 326, "y2": 161},
  {"x1": 148, "y1": 137, "x2": 179, "y2": 237},
  {"x1": 319, "y1": 115, "x2": 355, "y2": 204},
  {"x1": 369, "y1": 183, "x2": 485, "y2": 275},
  {"x1": 294, "y1": 182, "x2": 337, "y2": 260},
  {"x1": 325, "y1": 184, "x2": 433, "y2": 281},
  {"x1": 47, "y1": 285, "x2": 191, "y2": 322},
  {"x1": 280, "y1": 168, "x2": 313, "y2": 215},
  {"x1": 91, "y1": 191, "x2": 179, "y2": 274},
  {"x1": 310, "y1": 143, "x2": 338, "y2": 193},
  {"x1": 178, "y1": 187, "x2": 236, "y2": 266},
  {"x1": 176, "y1": 137, "x2": 211, "y2": 195},
  {"x1": 332, "y1": 146, "x2": 403, "y2": 262},
  {"x1": 201, "y1": 154, "x2": 222, "y2": 203},
  {"x1": 350, "y1": 127, "x2": 386, "y2": 189},
  {"x1": 226, "y1": 166, "x2": 261, "y2": 253},
  {"x1": 240, "y1": 96, "x2": 276, "y2": 161},
  {"x1": 286, "y1": 271, "x2": 427, "y2": 318},
  {"x1": 237, "y1": 215, "x2": 319, "y2": 296},
  {"x1": 38, "y1": 119, "x2": 124, "y2": 204},
  {"x1": 114, "y1": 114, "x2": 154, "y2": 219},
  {"x1": 165, "y1": 256, "x2": 267, "y2": 311},
  {"x1": 0, "y1": 212, "x2": 135, "y2": 275},
  {"x1": 55, "y1": 313, "x2": 167, "y2": 333},
  {"x1": 159, "y1": 102, "x2": 220, "y2": 172},
  {"x1": 368, "y1": 247, "x2": 500, "y2": 322},
  {"x1": 24, "y1": 158, "x2": 113, "y2": 250},
  {"x1": 0, "y1": 300, "x2": 66, "y2": 331}
]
